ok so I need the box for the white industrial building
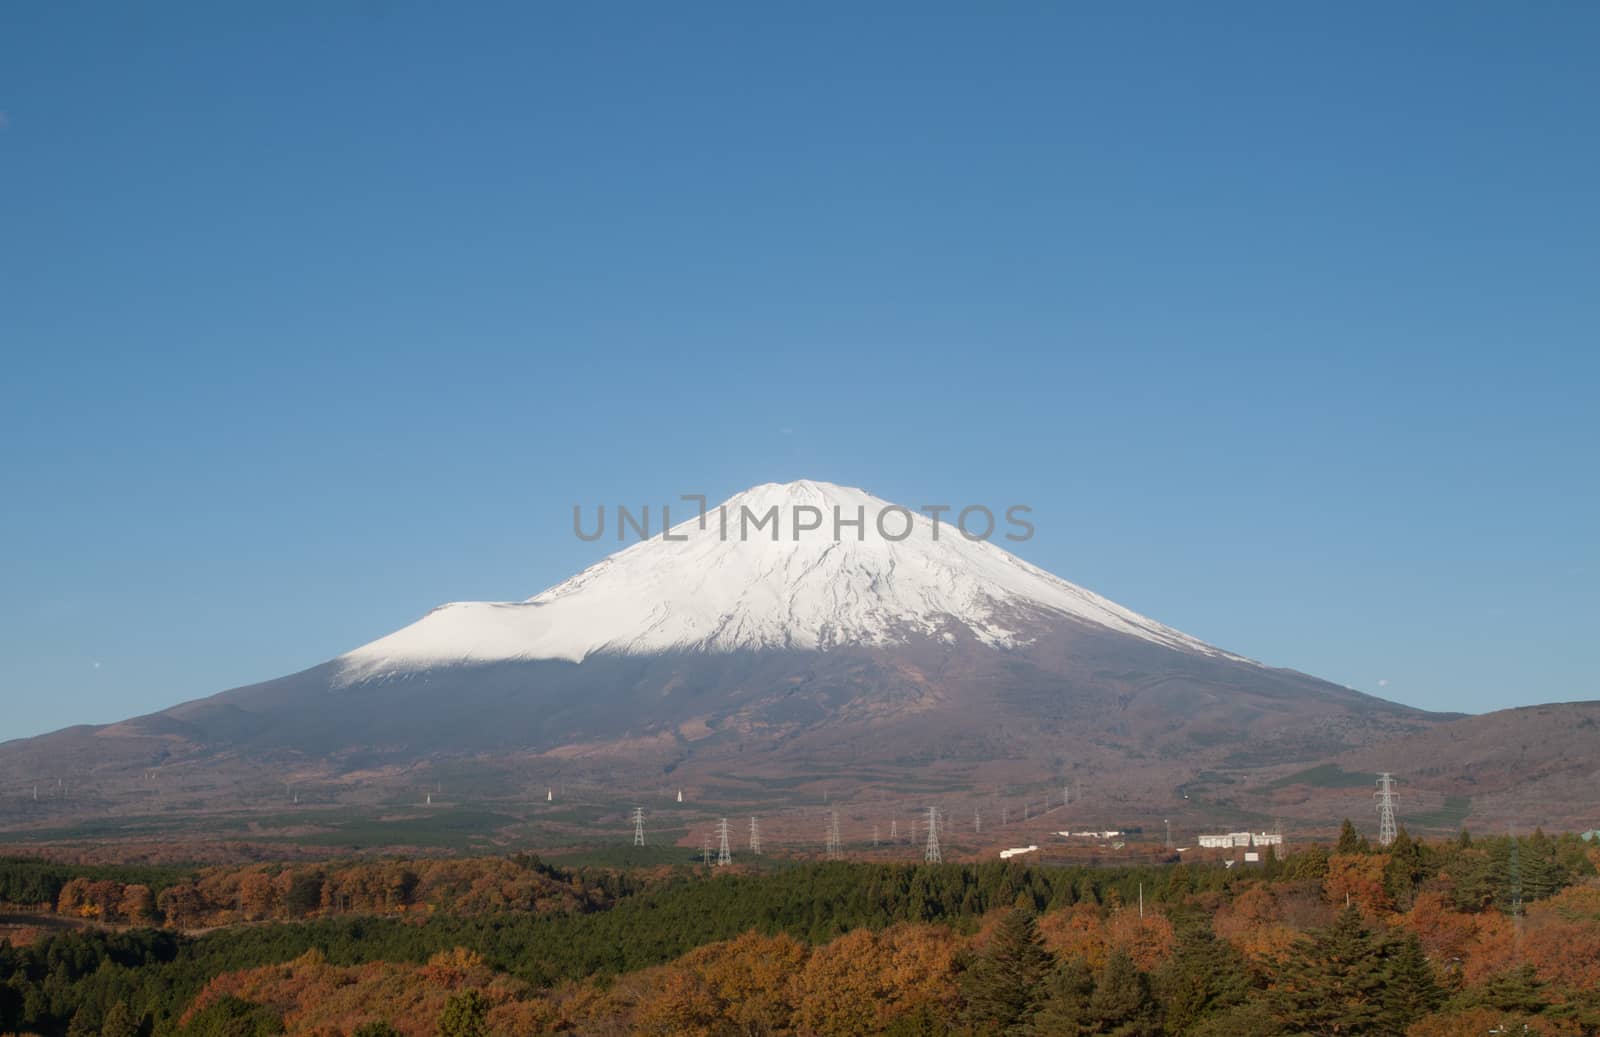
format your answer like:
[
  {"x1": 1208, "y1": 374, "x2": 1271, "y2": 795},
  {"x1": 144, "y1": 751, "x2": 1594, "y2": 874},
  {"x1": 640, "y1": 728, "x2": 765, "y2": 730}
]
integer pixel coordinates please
[{"x1": 1196, "y1": 831, "x2": 1282, "y2": 849}]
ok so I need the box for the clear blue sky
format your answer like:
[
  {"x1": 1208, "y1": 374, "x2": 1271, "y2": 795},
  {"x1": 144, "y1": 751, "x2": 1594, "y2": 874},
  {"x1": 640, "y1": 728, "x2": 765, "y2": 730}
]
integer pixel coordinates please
[{"x1": 2, "y1": 3, "x2": 1596, "y2": 739}]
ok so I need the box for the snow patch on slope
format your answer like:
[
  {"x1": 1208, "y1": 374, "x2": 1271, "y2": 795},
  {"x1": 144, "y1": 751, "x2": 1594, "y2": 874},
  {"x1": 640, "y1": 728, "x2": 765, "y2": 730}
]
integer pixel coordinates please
[{"x1": 336, "y1": 480, "x2": 1249, "y2": 683}]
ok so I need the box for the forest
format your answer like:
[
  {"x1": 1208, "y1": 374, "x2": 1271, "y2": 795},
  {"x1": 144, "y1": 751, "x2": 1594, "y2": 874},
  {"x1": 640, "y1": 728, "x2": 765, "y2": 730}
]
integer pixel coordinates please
[{"x1": 1, "y1": 826, "x2": 1596, "y2": 1037}]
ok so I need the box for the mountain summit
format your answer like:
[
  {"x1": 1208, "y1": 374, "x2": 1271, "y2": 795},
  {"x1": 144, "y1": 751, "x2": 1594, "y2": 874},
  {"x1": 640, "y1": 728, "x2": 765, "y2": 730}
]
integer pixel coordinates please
[{"x1": 337, "y1": 480, "x2": 1242, "y2": 683}]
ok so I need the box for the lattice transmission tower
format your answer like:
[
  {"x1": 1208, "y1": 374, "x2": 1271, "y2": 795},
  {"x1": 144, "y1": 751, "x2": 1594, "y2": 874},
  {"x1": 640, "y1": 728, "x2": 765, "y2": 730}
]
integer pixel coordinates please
[
  {"x1": 632, "y1": 806, "x2": 645, "y2": 847},
  {"x1": 717, "y1": 817, "x2": 732, "y2": 867},
  {"x1": 1374, "y1": 773, "x2": 1399, "y2": 847},
  {"x1": 749, "y1": 816, "x2": 762, "y2": 854},
  {"x1": 825, "y1": 810, "x2": 842, "y2": 859},
  {"x1": 924, "y1": 806, "x2": 942, "y2": 864}
]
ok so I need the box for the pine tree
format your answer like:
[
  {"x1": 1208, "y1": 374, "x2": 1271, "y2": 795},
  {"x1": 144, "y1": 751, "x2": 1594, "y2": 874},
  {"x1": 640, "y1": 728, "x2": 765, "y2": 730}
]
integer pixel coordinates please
[
  {"x1": 1381, "y1": 827, "x2": 1428, "y2": 909},
  {"x1": 1158, "y1": 914, "x2": 1251, "y2": 1035},
  {"x1": 1337, "y1": 819, "x2": 1364, "y2": 855},
  {"x1": 436, "y1": 990, "x2": 490, "y2": 1037},
  {"x1": 1270, "y1": 906, "x2": 1389, "y2": 1036},
  {"x1": 1086, "y1": 947, "x2": 1159, "y2": 1037},
  {"x1": 1378, "y1": 934, "x2": 1442, "y2": 1036},
  {"x1": 99, "y1": 1002, "x2": 139, "y2": 1037},
  {"x1": 960, "y1": 907, "x2": 1054, "y2": 1034},
  {"x1": 1471, "y1": 964, "x2": 1548, "y2": 1016},
  {"x1": 351, "y1": 1024, "x2": 402, "y2": 1037},
  {"x1": 67, "y1": 1006, "x2": 99, "y2": 1037},
  {"x1": 1027, "y1": 954, "x2": 1093, "y2": 1036}
]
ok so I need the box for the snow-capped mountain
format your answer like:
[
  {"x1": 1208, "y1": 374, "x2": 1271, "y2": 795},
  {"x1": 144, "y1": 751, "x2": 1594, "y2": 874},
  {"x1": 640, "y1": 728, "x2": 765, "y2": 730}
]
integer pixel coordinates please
[
  {"x1": 337, "y1": 480, "x2": 1246, "y2": 684},
  {"x1": 0, "y1": 478, "x2": 1470, "y2": 836}
]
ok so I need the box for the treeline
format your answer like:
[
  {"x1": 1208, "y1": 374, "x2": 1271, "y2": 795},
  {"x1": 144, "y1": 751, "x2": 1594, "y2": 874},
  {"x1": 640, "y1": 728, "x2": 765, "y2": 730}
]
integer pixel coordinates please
[
  {"x1": 1325, "y1": 824, "x2": 1592, "y2": 912},
  {"x1": 2, "y1": 833, "x2": 1595, "y2": 1036},
  {"x1": 2, "y1": 856, "x2": 1283, "y2": 1035},
  {"x1": 19, "y1": 853, "x2": 653, "y2": 929},
  {"x1": 0, "y1": 858, "x2": 196, "y2": 909}
]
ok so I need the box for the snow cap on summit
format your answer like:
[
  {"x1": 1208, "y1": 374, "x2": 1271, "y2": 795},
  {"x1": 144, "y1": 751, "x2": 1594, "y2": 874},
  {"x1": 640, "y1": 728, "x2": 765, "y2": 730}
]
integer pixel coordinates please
[{"x1": 336, "y1": 480, "x2": 1242, "y2": 681}]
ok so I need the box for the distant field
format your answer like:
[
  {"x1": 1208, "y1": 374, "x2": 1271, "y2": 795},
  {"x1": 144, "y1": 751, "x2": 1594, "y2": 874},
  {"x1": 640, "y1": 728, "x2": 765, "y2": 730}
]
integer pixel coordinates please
[
  {"x1": 1266, "y1": 764, "x2": 1377, "y2": 790},
  {"x1": 1406, "y1": 795, "x2": 1472, "y2": 831}
]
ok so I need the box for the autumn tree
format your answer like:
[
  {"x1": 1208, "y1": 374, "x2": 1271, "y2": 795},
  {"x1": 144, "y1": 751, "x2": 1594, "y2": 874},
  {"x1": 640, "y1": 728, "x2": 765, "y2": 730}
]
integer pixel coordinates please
[
  {"x1": 156, "y1": 882, "x2": 208, "y2": 929},
  {"x1": 236, "y1": 871, "x2": 276, "y2": 921},
  {"x1": 284, "y1": 871, "x2": 325, "y2": 917},
  {"x1": 118, "y1": 884, "x2": 156, "y2": 926}
]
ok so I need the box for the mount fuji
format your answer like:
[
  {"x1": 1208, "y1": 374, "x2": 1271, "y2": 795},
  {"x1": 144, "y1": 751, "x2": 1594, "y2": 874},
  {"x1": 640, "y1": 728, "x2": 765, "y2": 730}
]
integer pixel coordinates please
[
  {"x1": 17, "y1": 479, "x2": 1590, "y2": 837},
  {"x1": 338, "y1": 480, "x2": 1243, "y2": 681}
]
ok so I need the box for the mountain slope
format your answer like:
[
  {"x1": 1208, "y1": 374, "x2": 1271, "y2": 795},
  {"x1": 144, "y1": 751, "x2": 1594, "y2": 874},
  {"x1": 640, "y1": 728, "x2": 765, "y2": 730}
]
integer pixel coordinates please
[{"x1": 0, "y1": 479, "x2": 1498, "y2": 836}]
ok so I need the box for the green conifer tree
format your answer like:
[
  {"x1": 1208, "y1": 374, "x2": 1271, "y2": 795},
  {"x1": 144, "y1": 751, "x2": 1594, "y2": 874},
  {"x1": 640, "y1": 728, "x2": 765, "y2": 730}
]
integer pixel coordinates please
[
  {"x1": 1086, "y1": 947, "x2": 1159, "y2": 1037},
  {"x1": 1158, "y1": 914, "x2": 1251, "y2": 1035},
  {"x1": 1337, "y1": 819, "x2": 1364, "y2": 855},
  {"x1": 960, "y1": 907, "x2": 1054, "y2": 1034},
  {"x1": 436, "y1": 990, "x2": 490, "y2": 1037},
  {"x1": 1378, "y1": 934, "x2": 1442, "y2": 1036},
  {"x1": 1270, "y1": 906, "x2": 1388, "y2": 1036},
  {"x1": 99, "y1": 1002, "x2": 139, "y2": 1037},
  {"x1": 1027, "y1": 954, "x2": 1094, "y2": 1036}
]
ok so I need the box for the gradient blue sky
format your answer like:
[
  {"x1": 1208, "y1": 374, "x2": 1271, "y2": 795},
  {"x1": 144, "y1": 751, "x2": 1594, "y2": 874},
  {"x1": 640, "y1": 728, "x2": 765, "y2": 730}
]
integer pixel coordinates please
[{"x1": 3, "y1": 3, "x2": 1596, "y2": 739}]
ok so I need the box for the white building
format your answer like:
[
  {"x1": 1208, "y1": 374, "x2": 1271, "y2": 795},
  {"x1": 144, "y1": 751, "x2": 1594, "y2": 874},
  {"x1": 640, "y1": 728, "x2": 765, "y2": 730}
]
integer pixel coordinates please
[{"x1": 1196, "y1": 831, "x2": 1282, "y2": 849}]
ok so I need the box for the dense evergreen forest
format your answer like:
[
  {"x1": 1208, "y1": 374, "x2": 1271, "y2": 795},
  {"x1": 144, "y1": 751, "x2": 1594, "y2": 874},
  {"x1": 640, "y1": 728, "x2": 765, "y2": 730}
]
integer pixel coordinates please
[{"x1": 1, "y1": 827, "x2": 1596, "y2": 1036}]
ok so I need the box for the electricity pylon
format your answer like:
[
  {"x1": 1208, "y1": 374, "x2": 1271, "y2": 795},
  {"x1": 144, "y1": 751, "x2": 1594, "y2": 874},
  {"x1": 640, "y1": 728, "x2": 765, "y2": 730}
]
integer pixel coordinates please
[
  {"x1": 749, "y1": 816, "x2": 762, "y2": 854},
  {"x1": 632, "y1": 807, "x2": 645, "y2": 847},
  {"x1": 924, "y1": 806, "x2": 942, "y2": 864},
  {"x1": 825, "y1": 810, "x2": 841, "y2": 859},
  {"x1": 717, "y1": 817, "x2": 732, "y2": 867},
  {"x1": 1375, "y1": 773, "x2": 1399, "y2": 847}
]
